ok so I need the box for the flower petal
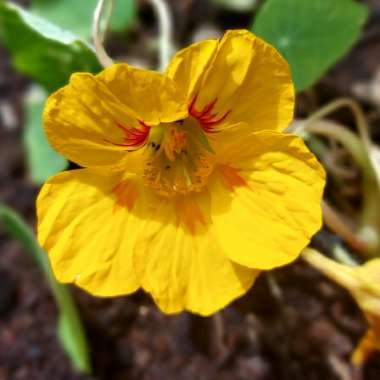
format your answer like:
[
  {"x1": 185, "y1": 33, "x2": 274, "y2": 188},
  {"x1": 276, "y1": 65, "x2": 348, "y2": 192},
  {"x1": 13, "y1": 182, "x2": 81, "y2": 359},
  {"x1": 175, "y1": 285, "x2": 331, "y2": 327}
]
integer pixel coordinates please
[
  {"x1": 166, "y1": 39, "x2": 218, "y2": 100},
  {"x1": 133, "y1": 192, "x2": 258, "y2": 316},
  {"x1": 37, "y1": 169, "x2": 150, "y2": 296},
  {"x1": 167, "y1": 29, "x2": 294, "y2": 133},
  {"x1": 210, "y1": 131, "x2": 325, "y2": 269},
  {"x1": 98, "y1": 63, "x2": 188, "y2": 124},
  {"x1": 45, "y1": 64, "x2": 187, "y2": 169}
]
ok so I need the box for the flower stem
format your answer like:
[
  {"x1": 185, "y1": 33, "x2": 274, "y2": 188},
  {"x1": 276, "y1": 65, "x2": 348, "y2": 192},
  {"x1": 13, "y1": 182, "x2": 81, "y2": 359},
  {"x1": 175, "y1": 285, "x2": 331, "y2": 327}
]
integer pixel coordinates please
[
  {"x1": 295, "y1": 119, "x2": 368, "y2": 168},
  {"x1": 332, "y1": 243, "x2": 359, "y2": 266},
  {"x1": 92, "y1": 0, "x2": 173, "y2": 71},
  {"x1": 0, "y1": 204, "x2": 91, "y2": 374},
  {"x1": 212, "y1": 313, "x2": 227, "y2": 359},
  {"x1": 322, "y1": 200, "x2": 369, "y2": 255},
  {"x1": 293, "y1": 99, "x2": 380, "y2": 255},
  {"x1": 299, "y1": 98, "x2": 371, "y2": 149},
  {"x1": 302, "y1": 248, "x2": 360, "y2": 290},
  {"x1": 92, "y1": 0, "x2": 114, "y2": 68},
  {"x1": 146, "y1": 0, "x2": 174, "y2": 71}
]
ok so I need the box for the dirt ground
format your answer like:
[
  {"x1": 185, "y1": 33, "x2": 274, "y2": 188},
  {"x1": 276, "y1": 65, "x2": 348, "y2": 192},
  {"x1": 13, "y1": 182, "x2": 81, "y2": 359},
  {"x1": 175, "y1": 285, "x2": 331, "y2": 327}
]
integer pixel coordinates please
[{"x1": 1, "y1": 0, "x2": 380, "y2": 379}]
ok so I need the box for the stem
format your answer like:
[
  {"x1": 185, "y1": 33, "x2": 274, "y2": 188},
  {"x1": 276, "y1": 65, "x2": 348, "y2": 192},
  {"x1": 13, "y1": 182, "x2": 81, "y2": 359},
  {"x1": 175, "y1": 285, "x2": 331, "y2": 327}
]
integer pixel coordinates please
[
  {"x1": 0, "y1": 204, "x2": 91, "y2": 374},
  {"x1": 92, "y1": 0, "x2": 114, "y2": 68},
  {"x1": 295, "y1": 120, "x2": 368, "y2": 168},
  {"x1": 92, "y1": 0, "x2": 173, "y2": 71},
  {"x1": 302, "y1": 248, "x2": 360, "y2": 290},
  {"x1": 212, "y1": 313, "x2": 227, "y2": 359},
  {"x1": 299, "y1": 98, "x2": 371, "y2": 149},
  {"x1": 294, "y1": 117, "x2": 379, "y2": 254},
  {"x1": 322, "y1": 200, "x2": 370, "y2": 254},
  {"x1": 146, "y1": 0, "x2": 174, "y2": 71},
  {"x1": 332, "y1": 243, "x2": 359, "y2": 266}
]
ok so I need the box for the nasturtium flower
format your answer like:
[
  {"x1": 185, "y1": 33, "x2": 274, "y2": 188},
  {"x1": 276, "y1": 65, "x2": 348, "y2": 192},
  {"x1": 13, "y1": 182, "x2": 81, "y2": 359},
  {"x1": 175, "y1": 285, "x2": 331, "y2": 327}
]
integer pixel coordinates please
[
  {"x1": 303, "y1": 249, "x2": 380, "y2": 364},
  {"x1": 350, "y1": 259, "x2": 380, "y2": 365},
  {"x1": 37, "y1": 30, "x2": 325, "y2": 316}
]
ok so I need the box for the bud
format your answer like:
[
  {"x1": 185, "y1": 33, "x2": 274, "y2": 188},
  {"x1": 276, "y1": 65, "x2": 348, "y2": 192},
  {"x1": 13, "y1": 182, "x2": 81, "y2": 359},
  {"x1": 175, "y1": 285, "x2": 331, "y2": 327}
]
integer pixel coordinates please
[{"x1": 303, "y1": 248, "x2": 380, "y2": 365}]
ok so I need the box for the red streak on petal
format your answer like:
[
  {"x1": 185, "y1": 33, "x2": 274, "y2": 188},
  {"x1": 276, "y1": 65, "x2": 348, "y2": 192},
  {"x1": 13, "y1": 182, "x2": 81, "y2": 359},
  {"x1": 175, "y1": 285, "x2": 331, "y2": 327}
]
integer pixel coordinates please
[
  {"x1": 189, "y1": 94, "x2": 231, "y2": 133},
  {"x1": 201, "y1": 110, "x2": 231, "y2": 133},
  {"x1": 105, "y1": 120, "x2": 150, "y2": 149},
  {"x1": 220, "y1": 165, "x2": 247, "y2": 192}
]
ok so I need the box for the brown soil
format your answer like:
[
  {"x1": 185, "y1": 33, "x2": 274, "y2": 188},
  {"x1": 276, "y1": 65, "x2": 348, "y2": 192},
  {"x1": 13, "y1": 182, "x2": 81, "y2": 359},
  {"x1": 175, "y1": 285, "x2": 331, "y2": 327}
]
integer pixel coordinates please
[{"x1": 1, "y1": 0, "x2": 380, "y2": 379}]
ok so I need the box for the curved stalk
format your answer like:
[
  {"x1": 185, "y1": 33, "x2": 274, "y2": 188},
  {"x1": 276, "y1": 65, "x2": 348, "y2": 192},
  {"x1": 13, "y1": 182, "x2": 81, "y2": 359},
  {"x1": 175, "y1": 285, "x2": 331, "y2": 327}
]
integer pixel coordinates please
[
  {"x1": 299, "y1": 98, "x2": 371, "y2": 149},
  {"x1": 293, "y1": 102, "x2": 380, "y2": 255},
  {"x1": 0, "y1": 204, "x2": 91, "y2": 373},
  {"x1": 92, "y1": 0, "x2": 173, "y2": 71},
  {"x1": 302, "y1": 248, "x2": 360, "y2": 289},
  {"x1": 146, "y1": 0, "x2": 174, "y2": 71},
  {"x1": 322, "y1": 200, "x2": 369, "y2": 255},
  {"x1": 92, "y1": 0, "x2": 114, "y2": 68}
]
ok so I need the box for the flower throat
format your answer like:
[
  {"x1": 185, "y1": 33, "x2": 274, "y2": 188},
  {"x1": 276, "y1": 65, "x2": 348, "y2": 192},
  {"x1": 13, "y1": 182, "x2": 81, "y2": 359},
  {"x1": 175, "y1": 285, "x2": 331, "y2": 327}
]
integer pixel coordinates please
[{"x1": 142, "y1": 117, "x2": 214, "y2": 197}]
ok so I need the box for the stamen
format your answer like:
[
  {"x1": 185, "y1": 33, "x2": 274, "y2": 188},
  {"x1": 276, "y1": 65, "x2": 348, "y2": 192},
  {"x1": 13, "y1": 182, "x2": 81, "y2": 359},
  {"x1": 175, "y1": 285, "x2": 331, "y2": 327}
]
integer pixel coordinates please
[
  {"x1": 142, "y1": 119, "x2": 214, "y2": 197},
  {"x1": 164, "y1": 127, "x2": 187, "y2": 161}
]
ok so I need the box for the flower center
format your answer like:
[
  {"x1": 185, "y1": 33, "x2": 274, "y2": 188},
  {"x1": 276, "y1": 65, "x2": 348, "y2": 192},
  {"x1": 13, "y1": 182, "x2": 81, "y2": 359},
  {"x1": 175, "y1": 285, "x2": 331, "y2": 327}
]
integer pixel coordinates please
[{"x1": 142, "y1": 117, "x2": 214, "y2": 197}]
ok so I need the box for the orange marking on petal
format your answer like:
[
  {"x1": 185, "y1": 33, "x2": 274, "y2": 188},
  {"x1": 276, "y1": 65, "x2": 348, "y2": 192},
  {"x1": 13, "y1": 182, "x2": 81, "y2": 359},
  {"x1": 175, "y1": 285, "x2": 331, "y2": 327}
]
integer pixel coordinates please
[
  {"x1": 220, "y1": 165, "x2": 248, "y2": 192},
  {"x1": 189, "y1": 94, "x2": 231, "y2": 133},
  {"x1": 112, "y1": 179, "x2": 139, "y2": 212},
  {"x1": 175, "y1": 198, "x2": 206, "y2": 234},
  {"x1": 105, "y1": 120, "x2": 150, "y2": 149}
]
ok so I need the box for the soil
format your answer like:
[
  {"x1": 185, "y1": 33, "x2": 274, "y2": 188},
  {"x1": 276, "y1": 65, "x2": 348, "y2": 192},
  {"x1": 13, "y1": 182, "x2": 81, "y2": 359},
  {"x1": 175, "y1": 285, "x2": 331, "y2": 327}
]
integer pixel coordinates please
[{"x1": 1, "y1": 0, "x2": 380, "y2": 379}]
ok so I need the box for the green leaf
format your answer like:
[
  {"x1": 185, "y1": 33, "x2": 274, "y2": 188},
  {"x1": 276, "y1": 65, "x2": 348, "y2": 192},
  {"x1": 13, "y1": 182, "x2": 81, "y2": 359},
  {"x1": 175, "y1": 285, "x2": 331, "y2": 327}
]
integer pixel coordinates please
[
  {"x1": 109, "y1": 0, "x2": 136, "y2": 31},
  {"x1": 0, "y1": 204, "x2": 92, "y2": 374},
  {"x1": 58, "y1": 310, "x2": 91, "y2": 373},
  {"x1": 0, "y1": 1, "x2": 101, "y2": 92},
  {"x1": 30, "y1": 0, "x2": 136, "y2": 40},
  {"x1": 24, "y1": 86, "x2": 67, "y2": 184},
  {"x1": 252, "y1": 0, "x2": 369, "y2": 91}
]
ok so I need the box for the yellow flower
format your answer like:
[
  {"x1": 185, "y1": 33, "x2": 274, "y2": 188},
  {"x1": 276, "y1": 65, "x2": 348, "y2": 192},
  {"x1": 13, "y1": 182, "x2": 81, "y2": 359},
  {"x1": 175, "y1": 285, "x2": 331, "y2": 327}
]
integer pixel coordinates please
[
  {"x1": 303, "y1": 249, "x2": 380, "y2": 365},
  {"x1": 351, "y1": 259, "x2": 380, "y2": 364},
  {"x1": 37, "y1": 30, "x2": 325, "y2": 316}
]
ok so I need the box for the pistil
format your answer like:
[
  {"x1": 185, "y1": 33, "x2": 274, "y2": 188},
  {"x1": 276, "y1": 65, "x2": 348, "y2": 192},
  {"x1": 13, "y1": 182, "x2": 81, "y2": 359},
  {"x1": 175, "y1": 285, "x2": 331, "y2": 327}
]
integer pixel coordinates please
[{"x1": 142, "y1": 118, "x2": 214, "y2": 197}]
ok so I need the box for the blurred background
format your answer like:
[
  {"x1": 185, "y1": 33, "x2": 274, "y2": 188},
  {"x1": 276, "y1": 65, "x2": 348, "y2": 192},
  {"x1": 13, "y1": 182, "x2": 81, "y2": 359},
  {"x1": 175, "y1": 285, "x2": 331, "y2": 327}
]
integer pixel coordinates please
[{"x1": 1, "y1": 0, "x2": 380, "y2": 379}]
